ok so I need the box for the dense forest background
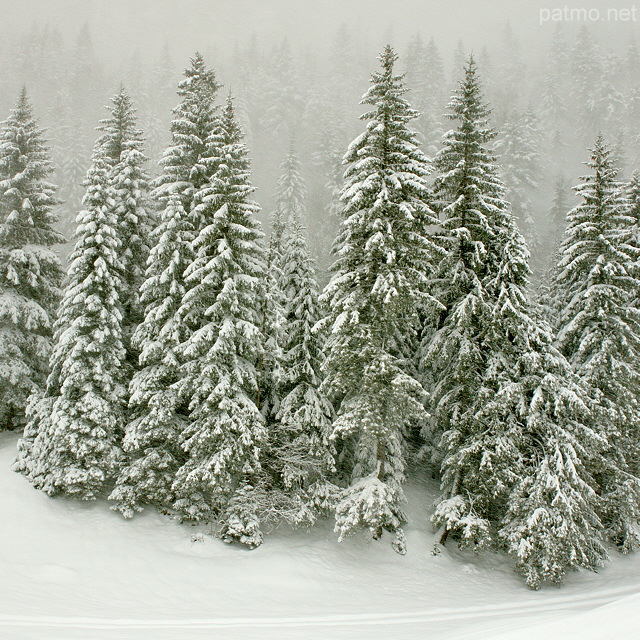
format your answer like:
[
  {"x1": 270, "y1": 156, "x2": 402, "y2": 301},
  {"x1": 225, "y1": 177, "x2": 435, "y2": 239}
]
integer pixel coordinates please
[{"x1": 1, "y1": 0, "x2": 639, "y2": 280}]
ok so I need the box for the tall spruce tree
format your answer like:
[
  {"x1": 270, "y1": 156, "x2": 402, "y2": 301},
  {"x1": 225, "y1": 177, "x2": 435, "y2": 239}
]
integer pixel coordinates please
[
  {"x1": 262, "y1": 149, "x2": 305, "y2": 423},
  {"x1": 172, "y1": 96, "x2": 267, "y2": 547},
  {"x1": 109, "y1": 194, "x2": 193, "y2": 517},
  {"x1": 14, "y1": 152, "x2": 125, "y2": 498},
  {"x1": 268, "y1": 149, "x2": 336, "y2": 521},
  {"x1": 627, "y1": 170, "x2": 640, "y2": 255},
  {"x1": 425, "y1": 56, "x2": 524, "y2": 548},
  {"x1": 111, "y1": 55, "x2": 222, "y2": 518},
  {"x1": 153, "y1": 52, "x2": 221, "y2": 218},
  {"x1": 96, "y1": 87, "x2": 142, "y2": 166},
  {"x1": 0, "y1": 88, "x2": 64, "y2": 431},
  {"x1": 548, "y1": 174, "x2": 571, "y2": 250},
  {"x1": 424, "y1": 59, "x2": 609, "y2": 588},
  {"x1": 96, "y1": 88, "x2": 153, "y2": 356},
  {"x1": 553, "y1": 136, "x2": 640, "y2": 551},
  {"x1": 320, "y1": 46, "x2": 439, "y2": 550}
]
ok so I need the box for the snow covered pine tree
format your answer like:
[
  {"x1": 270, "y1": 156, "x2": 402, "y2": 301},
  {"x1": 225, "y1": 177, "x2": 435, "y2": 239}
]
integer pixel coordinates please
[
  {"x1": 172, "y1": 96, "x2": 268, "y2": 548},
  {"x1": 14, "y1": 151, "x2": 125, "y2": 499},
  {"x1": 111, "y1": 54, "x2": 221, "y2": 517},
  {"x1": 267, "y1": 148, "x2": 337, "y2": 524},
  {"x1": 95, "y1": 87, "x2": 153, "y2": 366},
  {"x1": 320, "y1": 46, "x2": 439, "y2": 553},
  {"x1": 424, "y1": 58, "x2": 609, "y2": 588},
  {"x1": 0, "y1": 89, "x2": 64, "y2": 432},
  {"x1": 553, "y1": 136, "x2": 640, "y2": 552}
]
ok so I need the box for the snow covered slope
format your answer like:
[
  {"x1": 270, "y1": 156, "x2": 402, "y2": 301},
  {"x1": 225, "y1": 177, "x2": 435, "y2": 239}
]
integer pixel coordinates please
[{"x1": 2, "y1": 431, "x2": 640, "y2": 639}]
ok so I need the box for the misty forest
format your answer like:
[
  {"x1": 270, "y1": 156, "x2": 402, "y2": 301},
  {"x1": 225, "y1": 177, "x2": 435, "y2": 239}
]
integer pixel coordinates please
[{"x1": 3, "y1": 1, "x2": 640, "y2": 594}]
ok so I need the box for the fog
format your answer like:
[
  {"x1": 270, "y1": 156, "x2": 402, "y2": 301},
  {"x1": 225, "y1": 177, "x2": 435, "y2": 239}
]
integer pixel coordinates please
[{"x1": 2, "y1": 0, "x2": 639, "y2": 276}]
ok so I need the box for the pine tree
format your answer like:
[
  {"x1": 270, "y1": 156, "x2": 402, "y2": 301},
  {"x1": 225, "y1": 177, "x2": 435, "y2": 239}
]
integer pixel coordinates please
[
  {"x1": 109, "y1": 194, "x2": 193, "y2": 517},
  {"x1": 320, "y1": 46, "x2": 439, "y2": 550},
  {"x1": 172, "y1": 97, "x2": 267, "y2": 546},
  {"x1": 110, "y1": 56, "x2": 222, "y2": 518},
  {"x1": 269, "y1": 149, "x2": 336, "y2": 521},
  {"x1": 537, "y1": 174, "x2": 572, "y2": 325},
  {"x1": 497, "y1": 343, "x2": 609, "y2": 588},
  {"x1": 627, "y1": 169, "x2": 640, "y2": 301},
  {"x1": 626, "y1": 170, "x2": 640, "y2": 247},
  {"x1": 425, "y1": 56, "x2": 524, "y2": 548},
  {"x1": 0, "y1": 88, "x2": 64, "y2": 432},
  {"x1": 553, "y1": 136, "x2": 640, "y2": 551},
  {"x1": 14, "y1": 152, "x2": 125, "y2": 498},
  {"x1": 548, "y1": 174, "x2": 571, "y2": 250},
  {"x1": 262, "y1": 149, "x2": 304, "y2": 422},
  {"x1": 97, "y1": 87, "x2": 153, "y2": 362},
  {"x1": 153, "y1": 52, "x2": 221, "y2": 217},
  {"x1": 424, "y1": 60, "x2": 609, "y2": 589},
  {"x1": 96, "y1": 87, "x2": 142, "y2": 165}
]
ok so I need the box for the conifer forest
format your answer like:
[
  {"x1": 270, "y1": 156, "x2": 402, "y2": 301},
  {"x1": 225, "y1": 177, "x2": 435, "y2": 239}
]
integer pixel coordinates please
[{"x1": 4, "y1": 1, "x2": 640, "y2": 610}]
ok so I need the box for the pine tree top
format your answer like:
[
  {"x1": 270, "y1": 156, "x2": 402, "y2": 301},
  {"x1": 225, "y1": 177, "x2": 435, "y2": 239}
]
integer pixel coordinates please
[
  {"x1": 433, "y1": 58, "x2": 514, "y2": 276},
  {"x1": 155, "y1": 54, "x2": 221, "y2": 205},
  {"x1": 96, "y1": 85, "x2": 143, "y2": 164},
  {"x1": 324, "y1": 45, "x2": 438, "y2": 326},
  {"x1": 558, "y1": 136, "x2": 634, "y2": 281},
  {"x1": 178, "y1": 52, "x2": 221, "y2": 100},
  {"x1": 0, "y1": 88, "x2": 63, "y2": 249},
  {"x1": 441, "y1": 56, "x2": 494, "y2": 145}
]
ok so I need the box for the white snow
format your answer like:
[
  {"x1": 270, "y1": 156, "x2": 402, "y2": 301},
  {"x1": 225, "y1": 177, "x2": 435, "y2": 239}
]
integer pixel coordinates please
[{"x1": 2, "y1": 431, "x2": 640, "y2": 639}]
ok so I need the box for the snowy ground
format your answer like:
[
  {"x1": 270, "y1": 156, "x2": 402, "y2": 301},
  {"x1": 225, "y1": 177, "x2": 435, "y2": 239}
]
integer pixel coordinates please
[{"x1": 2, "y1": 432, "x2": 640, "y2": 639}]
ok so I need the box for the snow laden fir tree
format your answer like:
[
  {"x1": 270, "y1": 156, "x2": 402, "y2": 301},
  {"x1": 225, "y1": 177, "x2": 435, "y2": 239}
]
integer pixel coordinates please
[
  {"x1": 320, "y1": 46, "x2": 439, "y2": 553},
  {"x1": 171, "y1": 96, "x2": 268, "y2": 547},
  {"x1": 552, "y1": 136, "x2": 640, "y2": 552},
  {"x1": 14, "y1": 152, "x2": 125, "y2": 498},
  {"x1": 422, "y1": 57, "x2": 610, "y2": 588},
  {"x1": 265, "y1": 147, "x2": 336, "y2": 525},
  {"x1": 95, "y1": 87, "x2": 153, "y2": 362},
  {"x1": 0, "y1": 89, "x2": 64, "y2": 432},
  {"x1": 112, "y1": 55, "x2": 221, "y2": 517}
]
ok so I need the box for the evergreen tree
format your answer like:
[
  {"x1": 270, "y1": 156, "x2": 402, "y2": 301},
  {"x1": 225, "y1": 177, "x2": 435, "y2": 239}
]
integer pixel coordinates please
[
  {"x1": 14, "y1": 153, "x2": 125, "y2": 498},
  {"x1": 96, "y1": 87, "x2": 142, "y2": 165},
  {"x1": 109, "y1": 194, "x2": 193, "y2": 517},
  {"x1": 0, "y1": 88, "x2": 64, "y2": 431},
  {"x1": 97, "y1": 88, "x2": 153, "y2": 362},
  {"x1": 110, "y1": 56, "x2": 222, "y2": 518},
  {"x1": 320, "y1": 46, "x2": 439, "y2": 550},
  {"x1": 626, "y1": 170, "x2": 640, "y2": 241},
  {"x1": 425, "y1": 56, "x2": 523, "y2": 548},
  {"x1": 424, "y1": 60, "x2": 608, "y2": 588},
  {"x1": 497, "y1": 342, "x2": 609, "y2": 588},
  {"x1": 548, "y1": 174, "x2": 571, "y2": 249},
  {"x1": 153, "y1": 52, "x2": 221, "y2": 217},
  {"x1": 172, "y1": 97, "x2": 267, "y2": 547},
  {"x1": 269, "y1": 149, "x2": 336, "y2": 520},
  {"x1": 262, "y1": 148, "x2": 304, "y2": 422},
  {"x1": 553, "y1": 136, "x2": 640, "y2": 550}
]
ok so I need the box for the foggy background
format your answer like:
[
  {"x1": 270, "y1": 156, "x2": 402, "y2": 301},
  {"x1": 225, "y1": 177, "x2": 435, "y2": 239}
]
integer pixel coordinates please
[{"x1": 1, "y1": 0, "x2": 639, "y2": 278}]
